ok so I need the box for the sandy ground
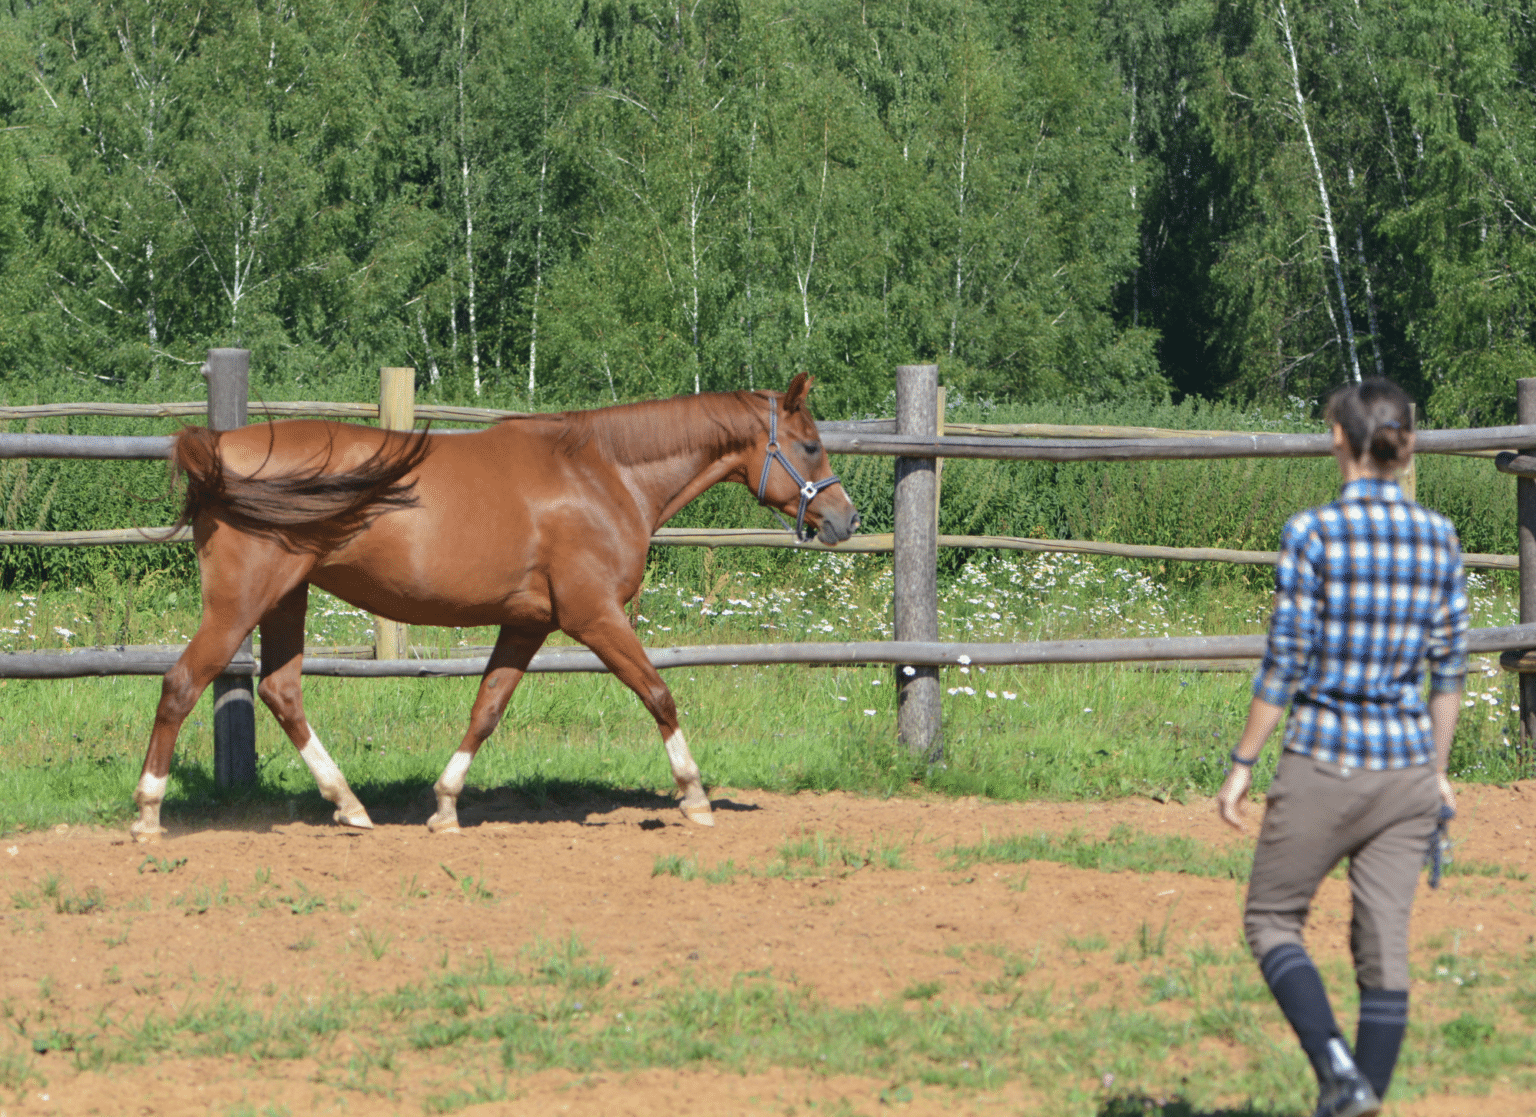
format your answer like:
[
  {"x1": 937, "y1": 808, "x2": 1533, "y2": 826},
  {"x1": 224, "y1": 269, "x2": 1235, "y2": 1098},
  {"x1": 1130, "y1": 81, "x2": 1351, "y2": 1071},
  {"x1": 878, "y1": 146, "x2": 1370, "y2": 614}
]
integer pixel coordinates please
[{"x1": 0, "y1": 781, "x2": 1532, "y2": 1117}]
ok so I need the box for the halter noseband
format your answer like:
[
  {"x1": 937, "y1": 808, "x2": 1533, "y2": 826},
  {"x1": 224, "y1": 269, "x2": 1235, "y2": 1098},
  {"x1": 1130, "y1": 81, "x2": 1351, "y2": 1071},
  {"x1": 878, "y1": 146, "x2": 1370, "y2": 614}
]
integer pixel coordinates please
[{"x1": 756, "y1": 395, "x2": 842, "y2": 542}]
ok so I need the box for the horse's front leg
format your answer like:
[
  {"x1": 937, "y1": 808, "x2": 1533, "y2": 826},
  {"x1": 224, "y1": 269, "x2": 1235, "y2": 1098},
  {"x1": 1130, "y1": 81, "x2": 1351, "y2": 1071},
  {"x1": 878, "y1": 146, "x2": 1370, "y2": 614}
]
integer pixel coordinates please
[
  {"x1": 428, "y1": 627, "x2": 547, "y2": 834},
  {"x1": 568, "y1": 611, "x2": 712, "y2": 827}
]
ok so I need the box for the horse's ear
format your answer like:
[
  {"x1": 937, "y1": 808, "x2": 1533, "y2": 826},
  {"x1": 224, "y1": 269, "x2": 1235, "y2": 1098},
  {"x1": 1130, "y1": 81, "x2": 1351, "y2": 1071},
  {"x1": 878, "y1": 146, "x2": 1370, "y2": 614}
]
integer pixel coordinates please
[{"x1": 783, "y1": 372, "x2": 814, "y2": 413}]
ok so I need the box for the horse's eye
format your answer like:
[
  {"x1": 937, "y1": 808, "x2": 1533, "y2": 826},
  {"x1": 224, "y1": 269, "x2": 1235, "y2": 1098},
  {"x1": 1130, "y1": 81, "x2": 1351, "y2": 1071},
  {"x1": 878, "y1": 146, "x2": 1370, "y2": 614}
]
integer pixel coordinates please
[{"x1": 801, "y1": 441, "x2": 821, "y2": 457}]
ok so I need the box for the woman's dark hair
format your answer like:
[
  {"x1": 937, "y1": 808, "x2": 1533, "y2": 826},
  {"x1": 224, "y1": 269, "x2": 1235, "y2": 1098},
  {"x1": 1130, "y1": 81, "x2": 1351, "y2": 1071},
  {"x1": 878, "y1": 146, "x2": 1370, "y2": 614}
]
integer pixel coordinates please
[{"x1": 1325, "y1": 378, "x2": 1414, "y2": 466}]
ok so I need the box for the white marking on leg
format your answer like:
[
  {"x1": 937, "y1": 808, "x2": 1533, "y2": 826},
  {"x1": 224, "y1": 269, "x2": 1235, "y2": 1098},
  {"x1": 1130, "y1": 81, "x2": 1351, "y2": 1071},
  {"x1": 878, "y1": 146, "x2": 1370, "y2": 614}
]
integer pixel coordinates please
[
  {"x1": 665, "y1": 729, "x2": 713, "y2": 825},
  {"x1": 132, "y1": 772, "x2": 169, "y2": 840},
  {"x1": 439, "y1": 750, "x2": 473, "y2": 798},
  {"x1": 298, "y1": 731, "x2": 347, "y2": 801},
  {"x1": 663, "y1": 730, "x2": 698, "y2": 782},
  {"x1": 299, "y1": 730, "x2": 373, "y2": 829},
  {"x1": 135, "y1": 773, "x2": 168, "y2": 806}
]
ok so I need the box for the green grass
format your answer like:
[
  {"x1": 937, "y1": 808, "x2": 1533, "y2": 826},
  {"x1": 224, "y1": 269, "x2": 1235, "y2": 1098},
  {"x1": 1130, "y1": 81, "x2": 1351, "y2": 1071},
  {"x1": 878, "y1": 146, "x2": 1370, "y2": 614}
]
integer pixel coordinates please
[
  {"x1": 0, "y1": 553, "x2": 1527, "y2": 835},
  {"x1": 948, "y1": 823, "x2": 1253, "y2": 881},
  {"x1": 4, "y1": 926, "x2": 1530, "y2": 1115}
]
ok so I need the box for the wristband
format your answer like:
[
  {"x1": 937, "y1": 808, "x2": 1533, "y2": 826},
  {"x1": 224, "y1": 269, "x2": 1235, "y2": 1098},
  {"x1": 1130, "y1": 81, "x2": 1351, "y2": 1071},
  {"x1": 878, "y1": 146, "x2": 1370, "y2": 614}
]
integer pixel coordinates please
[{"x1": 1229, "y1": 749, "x2": 1257, "y2": 768}]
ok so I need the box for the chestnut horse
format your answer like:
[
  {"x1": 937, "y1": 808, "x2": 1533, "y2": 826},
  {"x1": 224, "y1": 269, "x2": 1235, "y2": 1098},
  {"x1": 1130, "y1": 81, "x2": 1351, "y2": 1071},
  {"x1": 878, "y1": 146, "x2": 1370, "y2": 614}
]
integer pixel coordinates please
[{"x1": 131, "y1": 374, "x2": 859, "y2": 841}]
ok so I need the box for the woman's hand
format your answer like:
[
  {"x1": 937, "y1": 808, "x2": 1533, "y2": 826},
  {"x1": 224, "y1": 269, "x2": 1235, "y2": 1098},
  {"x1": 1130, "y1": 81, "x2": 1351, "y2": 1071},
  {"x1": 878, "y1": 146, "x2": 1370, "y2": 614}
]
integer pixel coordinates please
[
  {"x1": 1216, "y1": 695, "x2": 1284, "y2": 834},
  {"x1": 1218, "y1": 764, "x2": 1253, "y2": 832},
  {"x1": 1436, "y1": 771, "x2": 1457, "y2": 816}
]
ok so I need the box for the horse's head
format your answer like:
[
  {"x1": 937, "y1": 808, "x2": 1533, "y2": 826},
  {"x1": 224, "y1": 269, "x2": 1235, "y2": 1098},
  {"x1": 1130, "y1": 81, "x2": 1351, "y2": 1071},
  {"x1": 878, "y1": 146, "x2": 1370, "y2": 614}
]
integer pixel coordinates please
[{"x1": 752, "y1": 373, "x2": 861, "y2": 546}]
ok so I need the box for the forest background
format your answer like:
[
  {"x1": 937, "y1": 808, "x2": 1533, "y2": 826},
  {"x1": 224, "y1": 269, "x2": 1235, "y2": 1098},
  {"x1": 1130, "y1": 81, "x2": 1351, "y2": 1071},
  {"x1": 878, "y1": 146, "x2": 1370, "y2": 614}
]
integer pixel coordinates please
[
  {"x1": 4, "y1": 0, "x2": 1535, "y2": 420},
  {"x1": 0, "y1": 0, "x2": 1533, "y2": 588}
]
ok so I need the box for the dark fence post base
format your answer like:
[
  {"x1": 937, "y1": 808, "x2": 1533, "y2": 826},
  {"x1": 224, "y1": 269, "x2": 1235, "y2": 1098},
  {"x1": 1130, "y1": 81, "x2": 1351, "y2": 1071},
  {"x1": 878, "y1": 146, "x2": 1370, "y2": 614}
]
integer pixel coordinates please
[
  {"x1": 213, "y1": 667, "x2": 257, "y2": 787},
  {"x1": 205, "y1": 349, "x2": 257, "y2": 789}
]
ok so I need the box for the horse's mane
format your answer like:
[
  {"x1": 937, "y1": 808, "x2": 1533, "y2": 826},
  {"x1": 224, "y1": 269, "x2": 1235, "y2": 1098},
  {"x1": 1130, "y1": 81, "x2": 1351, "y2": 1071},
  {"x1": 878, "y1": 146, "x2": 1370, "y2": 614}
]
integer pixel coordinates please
[{"x1": 552, "y1": 391, "x2": 768, "y2": 465}]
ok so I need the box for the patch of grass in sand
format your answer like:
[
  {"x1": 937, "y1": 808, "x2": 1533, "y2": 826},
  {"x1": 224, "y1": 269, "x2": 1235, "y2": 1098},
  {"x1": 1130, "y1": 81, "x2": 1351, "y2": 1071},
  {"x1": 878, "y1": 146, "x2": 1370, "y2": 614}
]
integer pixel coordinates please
[
  {"x1": 767, "y1": 830, "x2": 912, "y2": 877},
  {"x1": 947, "y1": 823, "x2": 1252, "y2": 880},
  {"x1": 651, "y1": 854, "x2": 741, "y2": 884},
  {"x1": 4, "y1": 926, "x2": 1536, "y2": 1114}
]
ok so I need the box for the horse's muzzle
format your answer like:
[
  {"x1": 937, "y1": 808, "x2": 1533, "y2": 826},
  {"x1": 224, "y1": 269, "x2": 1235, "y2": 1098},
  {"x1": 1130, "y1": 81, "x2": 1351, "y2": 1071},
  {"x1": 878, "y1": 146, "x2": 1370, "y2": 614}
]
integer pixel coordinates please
[{"x1": 815, "y1": 503, "x2": 861, "y2": 546}]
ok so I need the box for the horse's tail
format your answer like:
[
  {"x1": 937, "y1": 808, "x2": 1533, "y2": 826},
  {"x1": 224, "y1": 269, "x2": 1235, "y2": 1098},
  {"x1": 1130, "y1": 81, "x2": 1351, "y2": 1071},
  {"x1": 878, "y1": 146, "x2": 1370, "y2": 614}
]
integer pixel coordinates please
[{"x1": 169, "y1": 424, "x2": 433, "y2": 554}]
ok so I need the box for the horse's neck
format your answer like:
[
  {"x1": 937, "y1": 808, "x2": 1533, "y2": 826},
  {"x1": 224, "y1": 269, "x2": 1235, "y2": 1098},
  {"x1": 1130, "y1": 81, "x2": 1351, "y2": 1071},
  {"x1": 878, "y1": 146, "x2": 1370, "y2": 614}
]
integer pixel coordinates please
[{"x1": 589, "y1": 394, "x2": 757, "y2": 527}]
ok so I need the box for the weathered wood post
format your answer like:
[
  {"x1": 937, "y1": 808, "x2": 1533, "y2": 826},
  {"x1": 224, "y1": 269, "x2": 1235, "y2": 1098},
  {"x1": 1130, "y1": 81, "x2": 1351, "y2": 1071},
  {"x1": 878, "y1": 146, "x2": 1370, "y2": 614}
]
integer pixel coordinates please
[
  {"x1": 934, "y1": 384, "x2": 946, "y2": 537},
  {"x1": 1518, "y1": 379, "x2": 1536, "y2": 768},
  {"x1": 205, "y1": 349, "x2": 257, "y2": 788},
  {"x1": 894, "y1": 364, "x2": 942, "y2": 761},
  {"x1": 373, "y1": 367, "x2": 416, "y2": 660}
]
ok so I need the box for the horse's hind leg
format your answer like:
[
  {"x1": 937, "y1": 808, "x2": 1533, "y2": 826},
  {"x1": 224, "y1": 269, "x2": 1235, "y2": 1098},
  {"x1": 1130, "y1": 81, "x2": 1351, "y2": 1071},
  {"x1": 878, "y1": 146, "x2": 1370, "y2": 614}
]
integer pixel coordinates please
[
  {"x1": 134, "y1": 533, "x2": 312, "y2": 841},
  {"x1": 256, "y1": 583, "x2": 372, "y2": 830},
  {"x1": 428, "y1": 626, "x2": 547, "y2": 834},
  {"x1": 567, "y1": 611, "x2": 712, "y2": 827}
]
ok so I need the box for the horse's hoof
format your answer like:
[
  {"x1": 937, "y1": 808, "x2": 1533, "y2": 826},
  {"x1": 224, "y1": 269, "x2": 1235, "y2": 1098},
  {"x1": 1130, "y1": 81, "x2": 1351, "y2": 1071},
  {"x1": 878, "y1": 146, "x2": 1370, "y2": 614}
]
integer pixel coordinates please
[
  {"x1": 680, "y1": 801, "x2": 715, "y2": 827},
  {"x1": 426, "y1": 813, "x2": 460, "y2": 835},
  {"x1": 130, "y1": 826, "x2": 165, "y2": 844},
  {"x1": 334, "y1": 809, "x2": 374, "y2": 831}
]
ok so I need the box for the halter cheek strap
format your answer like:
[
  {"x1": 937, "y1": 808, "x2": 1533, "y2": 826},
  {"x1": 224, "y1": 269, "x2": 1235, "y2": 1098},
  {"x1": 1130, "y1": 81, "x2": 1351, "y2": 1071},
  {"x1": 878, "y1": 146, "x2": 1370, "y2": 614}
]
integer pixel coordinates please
[{"x1": 756, "y1": 396, "x2": 842, "y2": 542}]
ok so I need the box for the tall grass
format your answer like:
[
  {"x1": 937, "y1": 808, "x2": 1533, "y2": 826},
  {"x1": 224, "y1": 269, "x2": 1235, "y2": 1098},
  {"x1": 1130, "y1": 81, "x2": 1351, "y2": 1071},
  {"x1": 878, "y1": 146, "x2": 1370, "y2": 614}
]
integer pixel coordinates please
[{"x1": 0, "y1": 549, "x2": 1525, "y2": 835}]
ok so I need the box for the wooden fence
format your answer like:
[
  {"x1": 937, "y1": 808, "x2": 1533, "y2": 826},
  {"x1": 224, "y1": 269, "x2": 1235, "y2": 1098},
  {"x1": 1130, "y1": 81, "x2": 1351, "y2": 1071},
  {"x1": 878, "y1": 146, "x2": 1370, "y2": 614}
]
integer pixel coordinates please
[{"x1": 5, "y1": 352, "x2": 1536, "y2": 775}]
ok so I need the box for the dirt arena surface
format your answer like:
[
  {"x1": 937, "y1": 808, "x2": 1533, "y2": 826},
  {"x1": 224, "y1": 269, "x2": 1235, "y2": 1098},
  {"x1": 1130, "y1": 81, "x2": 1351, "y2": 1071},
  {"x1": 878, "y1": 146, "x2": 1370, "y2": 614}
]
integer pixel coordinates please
[{"x1": 1, "y1": 782, "x2": 1532, "y2": 1117}]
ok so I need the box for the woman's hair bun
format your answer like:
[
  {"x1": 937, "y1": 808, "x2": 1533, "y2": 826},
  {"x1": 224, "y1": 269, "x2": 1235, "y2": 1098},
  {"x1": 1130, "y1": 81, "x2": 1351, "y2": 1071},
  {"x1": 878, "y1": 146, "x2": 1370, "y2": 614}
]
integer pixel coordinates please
[{"x1": 1326, "y1": 378, "x2": 1414, "y2": 467}]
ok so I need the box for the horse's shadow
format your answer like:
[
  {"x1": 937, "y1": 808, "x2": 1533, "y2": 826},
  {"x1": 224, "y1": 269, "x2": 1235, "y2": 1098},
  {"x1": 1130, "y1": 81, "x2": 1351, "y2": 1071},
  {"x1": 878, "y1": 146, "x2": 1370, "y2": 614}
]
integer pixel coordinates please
[
  {"x1": 1099, "y1": 1098, "x2": 1295, "y2": 1117},
  {"x1": 166, "y1": 763, "x2": 760, "y2": 832}
]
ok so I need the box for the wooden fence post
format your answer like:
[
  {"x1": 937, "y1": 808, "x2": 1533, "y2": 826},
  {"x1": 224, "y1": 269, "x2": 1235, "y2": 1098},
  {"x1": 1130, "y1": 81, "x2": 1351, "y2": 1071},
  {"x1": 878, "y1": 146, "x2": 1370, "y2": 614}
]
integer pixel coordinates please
[
  {"x1": 894, "y1": 364, "x2": 942, "y2": 762},
  {"x1": 1518, "y1": 379, "x2": 1536, "y2": 768},
  {"x1": 204, "y1": 349, "x2": 257, "y2": 788},
  {"x1": 373, "y1": 367, "x2": 415, "y2": 660},
  {"x1": 934, "y1": 384, "x2": 946, "y2": 537},
  {"x1": 1399, "y1": 403, "x2": 1418, "y2": 502}
]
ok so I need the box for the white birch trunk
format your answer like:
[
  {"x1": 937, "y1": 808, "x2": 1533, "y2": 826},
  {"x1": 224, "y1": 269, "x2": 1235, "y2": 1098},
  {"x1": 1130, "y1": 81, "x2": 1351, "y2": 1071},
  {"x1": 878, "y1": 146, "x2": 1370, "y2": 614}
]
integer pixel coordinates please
[
  {"x1": 794, "y1": 123, "x2": 830, "y2": 350},
  {"x1": 689, "y1": 174, "x2": 703, "y2": 393},
  {"x1": 416, "y1": 304, "x2": 442, "y2": 385},
  {"x1": 528, "y1": 151, "x2": 547, "y2": 399},
  {"x1": 1278, "y1": 0, "x2": 1360, "y2": 382},
  {"x1": 1346, "y1": 164, "x2": 1385, "y2": 378},
  {"x1": 456, "y1": 1, "x2": 481, "y2": 396},
  {"x1": 1129, "y1": 71, "x2": 1139, "y2": 328},
  {"x1": 950, "y1": 91, "x2": 969, "y2": 357},
  {"x1": 744, "y1": 112, "x2": 758, "y2": 390}
]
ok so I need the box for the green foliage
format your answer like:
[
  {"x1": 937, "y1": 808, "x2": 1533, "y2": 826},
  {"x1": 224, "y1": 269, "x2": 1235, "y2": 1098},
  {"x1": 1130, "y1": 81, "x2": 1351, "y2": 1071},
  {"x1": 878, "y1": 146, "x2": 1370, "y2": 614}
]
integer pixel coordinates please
[{"x1": 0, "y1": 0, "x2": 1155, "y2": 412}]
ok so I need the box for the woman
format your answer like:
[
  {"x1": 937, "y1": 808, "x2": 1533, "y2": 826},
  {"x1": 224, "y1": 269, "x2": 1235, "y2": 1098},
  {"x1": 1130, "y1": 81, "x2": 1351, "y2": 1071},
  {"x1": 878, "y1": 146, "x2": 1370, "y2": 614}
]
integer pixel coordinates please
[{"x1": 1217, "y1": 378, "x2": 1466, "y2": 1117}]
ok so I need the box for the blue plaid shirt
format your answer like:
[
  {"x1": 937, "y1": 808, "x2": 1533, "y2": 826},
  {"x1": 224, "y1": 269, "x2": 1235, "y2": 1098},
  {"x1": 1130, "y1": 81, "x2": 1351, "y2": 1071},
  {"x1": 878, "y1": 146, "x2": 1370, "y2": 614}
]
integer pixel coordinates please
[{"x1": 1252, "y1": 478, "x2": 1469, "y2": 770}]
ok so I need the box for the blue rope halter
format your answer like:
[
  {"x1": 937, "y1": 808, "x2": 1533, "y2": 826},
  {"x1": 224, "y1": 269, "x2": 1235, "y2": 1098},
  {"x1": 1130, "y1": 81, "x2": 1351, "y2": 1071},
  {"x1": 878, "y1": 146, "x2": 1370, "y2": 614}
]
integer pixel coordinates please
[{"x1": 755, "y1": 395, "x2": 842, "y2": 542}]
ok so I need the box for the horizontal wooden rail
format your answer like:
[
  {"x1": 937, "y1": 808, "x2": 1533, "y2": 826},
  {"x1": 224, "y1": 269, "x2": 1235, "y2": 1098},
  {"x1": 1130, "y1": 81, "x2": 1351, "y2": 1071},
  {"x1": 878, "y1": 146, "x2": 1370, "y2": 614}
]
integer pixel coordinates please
[
  {"x1": 821, "y1": 425, "x2": 1536, "y2": 461},
  {"x1": 4, "y1": 405, "x2": 1524, "y2": 460},
  {"x1": 648, "y1": 529, "x2": 1519, "y2": 571},
  {"x1": 0, "y1": 523, "x2": 1516, "y2": 571},
  {"x1": 0, "y1": 433, "x2": 174, "y2": 460},
  {"x1": 0, "y1": 401, "x2": 530, "y2": 424},
  {"x1": 5, "y1": 620, "x2": 1531, "y2": 677},
  {"x1": 825, "y1": 417, "x2": 1492, "y2": 456},
  {"x1": 4, "y1": 426, "x2": 1528, "y2": 467},
  {"x1": 0, "y1": 527, "x2": 191, "y2": 546}
]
